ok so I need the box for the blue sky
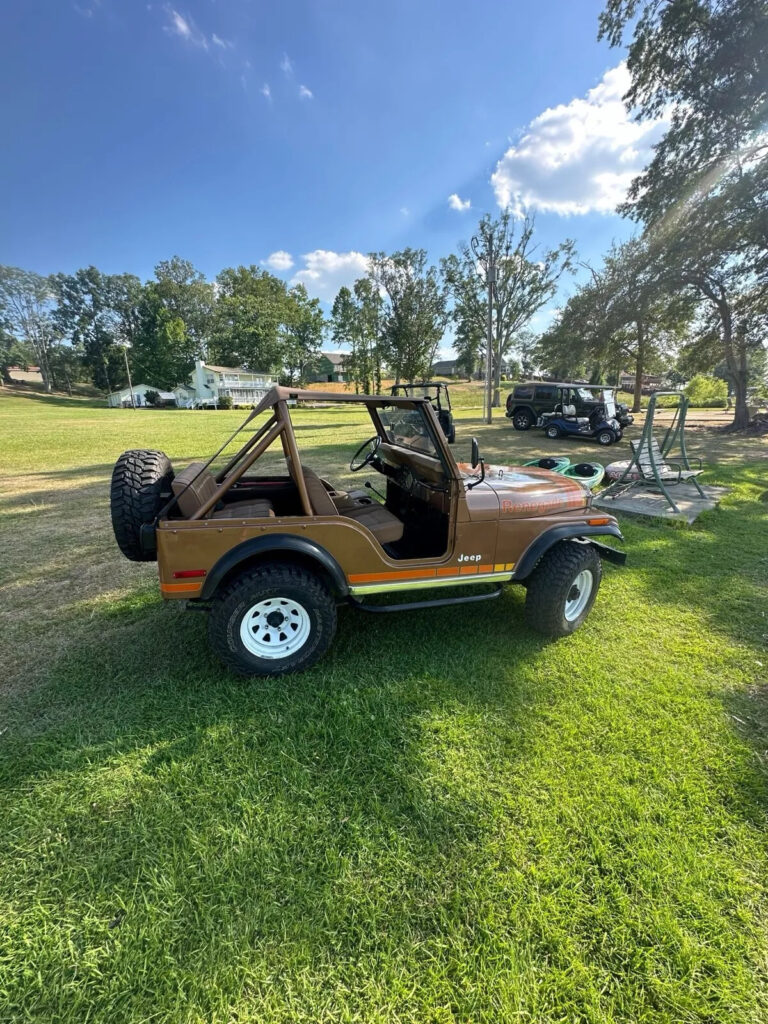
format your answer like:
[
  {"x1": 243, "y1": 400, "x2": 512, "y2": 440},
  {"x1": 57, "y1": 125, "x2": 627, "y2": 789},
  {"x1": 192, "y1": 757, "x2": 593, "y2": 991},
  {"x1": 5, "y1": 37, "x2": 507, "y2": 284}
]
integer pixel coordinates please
[{"x1": 1, "y1": 1, "x2": 663, "y2": 339}]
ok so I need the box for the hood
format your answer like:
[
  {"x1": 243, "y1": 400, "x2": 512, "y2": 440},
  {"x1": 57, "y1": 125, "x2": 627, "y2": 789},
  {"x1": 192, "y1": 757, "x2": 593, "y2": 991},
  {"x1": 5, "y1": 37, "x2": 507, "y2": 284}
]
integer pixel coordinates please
[{"x1": 457, "y1": 462, "x2": 590, "y2": 519}]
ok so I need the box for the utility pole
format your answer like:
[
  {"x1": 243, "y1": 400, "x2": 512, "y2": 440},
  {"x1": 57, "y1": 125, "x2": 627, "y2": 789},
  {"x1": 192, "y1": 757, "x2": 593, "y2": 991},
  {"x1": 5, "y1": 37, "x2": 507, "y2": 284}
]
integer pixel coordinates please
[{"x1": 122, "y1": 344, "x2": 136, "y2": 409}]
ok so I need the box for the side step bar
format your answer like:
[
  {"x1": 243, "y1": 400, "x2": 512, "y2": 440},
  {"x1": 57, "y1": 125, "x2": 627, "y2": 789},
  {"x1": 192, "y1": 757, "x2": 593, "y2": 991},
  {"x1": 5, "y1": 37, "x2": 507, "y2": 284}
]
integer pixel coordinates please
[{"x1": 349, "y1": 585, "x2": 504, "y2": 614}]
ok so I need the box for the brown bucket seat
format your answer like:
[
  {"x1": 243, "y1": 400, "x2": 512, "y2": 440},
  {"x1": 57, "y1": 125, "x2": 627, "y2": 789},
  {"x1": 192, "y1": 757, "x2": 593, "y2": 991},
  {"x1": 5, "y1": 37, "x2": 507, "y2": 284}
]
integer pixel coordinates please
[
  {"x1": 172, "y1": 463, "x2": 275, "y2": 519},
  {"x1": 299, "y1": 466, "x2": 404, "y2": 546}
]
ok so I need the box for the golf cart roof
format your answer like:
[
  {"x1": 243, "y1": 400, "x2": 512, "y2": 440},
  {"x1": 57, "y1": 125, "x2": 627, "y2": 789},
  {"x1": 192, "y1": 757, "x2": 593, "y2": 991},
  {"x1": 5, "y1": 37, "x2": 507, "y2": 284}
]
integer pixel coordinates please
[
  {"x1": 391, "y1": 381, "x2": 450, "y2": 390},
  {"x1": 526, "y1": 381, "x2": 618, "y2": 391}
]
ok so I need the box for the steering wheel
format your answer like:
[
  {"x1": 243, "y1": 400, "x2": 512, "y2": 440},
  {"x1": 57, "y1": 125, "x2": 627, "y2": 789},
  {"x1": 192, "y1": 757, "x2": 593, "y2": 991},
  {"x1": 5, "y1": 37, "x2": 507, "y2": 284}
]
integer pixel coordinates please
[{"x1": 350, "y1": 434, "x2": 381, "y2": 472}]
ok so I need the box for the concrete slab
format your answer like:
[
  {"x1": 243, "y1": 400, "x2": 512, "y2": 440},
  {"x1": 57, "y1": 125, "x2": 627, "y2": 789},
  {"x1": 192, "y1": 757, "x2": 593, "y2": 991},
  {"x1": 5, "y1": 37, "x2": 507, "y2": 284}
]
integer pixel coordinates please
[{"x1": 593, "y1": 482, "x2": 730, "y2": 524}]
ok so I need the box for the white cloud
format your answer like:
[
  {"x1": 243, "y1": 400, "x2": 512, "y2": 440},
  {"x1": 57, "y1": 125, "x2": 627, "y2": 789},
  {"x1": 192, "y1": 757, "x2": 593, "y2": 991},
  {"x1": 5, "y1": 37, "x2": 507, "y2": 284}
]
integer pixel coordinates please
[
  {"x1": 290, "y1": 250, "x2": 369, "y2": 302},
  {"x1": 280, "y1": 53, "x2": 293, "y2": 75},
  {"x1": 448, "y1": 193, "x2": 471, "y2": 211},
  {"x1": 164, "y1": 7, "x2": 208, "y2": 49},
  {"x1": 262, "y1": 250, "x2": 294, "y2": 271},
  {"x1": 400, "y1": 206, "x2": 410, "y2": 217},
  {"x1": 261, "y1": 82, "x2": 272, "y2": 101},
  {"x1": 211, "y1": 33, "x2": 231, "y2": 49},
  {"x1": 298, "y1": 84, "x2": 313, "y2": 100},
  {"x1": 491, "y1": 63, "x2": 667, "y2": 216}
]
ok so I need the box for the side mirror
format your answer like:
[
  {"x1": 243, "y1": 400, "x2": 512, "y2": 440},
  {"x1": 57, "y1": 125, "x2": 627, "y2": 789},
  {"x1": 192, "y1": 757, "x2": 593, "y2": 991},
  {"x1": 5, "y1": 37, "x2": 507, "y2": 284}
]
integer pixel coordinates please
[{"x1": 467, "y1": 437, "x2": 485, "y2": 489}]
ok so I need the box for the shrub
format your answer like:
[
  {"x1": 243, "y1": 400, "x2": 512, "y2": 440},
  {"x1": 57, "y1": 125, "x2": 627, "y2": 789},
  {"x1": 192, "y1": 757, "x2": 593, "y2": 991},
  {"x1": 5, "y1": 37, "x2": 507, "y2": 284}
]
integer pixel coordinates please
[
  {"x1": 218, "y1": 395, "x2": 233, "y2": 410},
  {"x1": 144, "y1": 389, "x2": 159, "y2": 407},
  {"x1": 684, "y1": 375, "x2": 728, "y2": 408}
]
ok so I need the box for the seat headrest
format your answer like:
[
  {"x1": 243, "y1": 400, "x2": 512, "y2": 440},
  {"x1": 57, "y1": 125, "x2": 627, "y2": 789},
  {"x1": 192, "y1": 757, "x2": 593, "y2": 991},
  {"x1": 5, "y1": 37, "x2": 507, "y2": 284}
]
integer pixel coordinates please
[{"x1": 171, "y1": 462, "x2": 218, "y2": 517}]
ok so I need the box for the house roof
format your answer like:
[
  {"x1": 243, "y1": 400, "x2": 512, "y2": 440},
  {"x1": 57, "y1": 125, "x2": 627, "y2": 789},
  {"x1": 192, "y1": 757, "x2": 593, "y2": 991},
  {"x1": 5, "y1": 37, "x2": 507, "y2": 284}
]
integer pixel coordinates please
[{"x1": 320, "y1": 351, "x2": 346, "y2": 366}]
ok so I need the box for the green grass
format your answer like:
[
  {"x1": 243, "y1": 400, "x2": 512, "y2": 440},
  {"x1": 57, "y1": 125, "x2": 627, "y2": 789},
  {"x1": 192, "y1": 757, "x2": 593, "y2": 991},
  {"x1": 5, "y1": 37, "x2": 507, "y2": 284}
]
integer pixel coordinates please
[{"x1": 1, "y1": 388, "x2": 768, "y2": 1023}]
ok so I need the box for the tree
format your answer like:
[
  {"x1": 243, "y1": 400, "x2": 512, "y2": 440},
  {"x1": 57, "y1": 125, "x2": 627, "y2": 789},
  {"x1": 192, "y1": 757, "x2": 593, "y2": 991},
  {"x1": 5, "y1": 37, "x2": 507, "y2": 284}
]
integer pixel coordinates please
[
  {"x1": 329, "y1": 278, "x2": 383, "y2": 392},
  {"x1": 369, "y1": 249, "x2": 448, "y2": 383},
  {"x1": 281, "y1": 284, "x2": 325, "y2": 386},
  {"x1": 599, "y1": 0, "x2": 768, "y2": 425},
  {"x1": 442, "y1": 213, "x2": 574, "y2": 410},
  {"x1": 599, "y1": 0, "x2": 768, "y2": 233},
  {"x1": 0, "y1": 325, "x2": 33, "y2": 386},
  {"x1": 209, "y1": 266, "x2": 288, "y2": 372},
  {"x1": 0, "y1": 266, "x2": 56, "y2": 390},
  {"x1": 52, "y1": 268, "x2": 141, "y2": 392},
  {"x1": 151, "y1": 257, "x2": 214, "y2": 352}
]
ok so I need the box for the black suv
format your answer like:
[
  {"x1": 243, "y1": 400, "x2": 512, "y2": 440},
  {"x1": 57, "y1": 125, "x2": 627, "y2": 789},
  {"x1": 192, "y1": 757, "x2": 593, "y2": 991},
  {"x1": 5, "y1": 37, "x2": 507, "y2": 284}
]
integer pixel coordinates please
[{"x1": 506, "y1": 382, "x2": 633, "y2": 431}]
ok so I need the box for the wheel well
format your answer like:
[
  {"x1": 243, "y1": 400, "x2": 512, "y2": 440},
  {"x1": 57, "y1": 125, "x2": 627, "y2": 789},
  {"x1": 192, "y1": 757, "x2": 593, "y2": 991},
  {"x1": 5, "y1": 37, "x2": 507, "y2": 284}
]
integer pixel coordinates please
[
  {"x1": 511, "y1": 405, "x2": 535, "y2": 419},
  {"x1": 203, "y1": 548, "x2": 346, "y2": 601}
]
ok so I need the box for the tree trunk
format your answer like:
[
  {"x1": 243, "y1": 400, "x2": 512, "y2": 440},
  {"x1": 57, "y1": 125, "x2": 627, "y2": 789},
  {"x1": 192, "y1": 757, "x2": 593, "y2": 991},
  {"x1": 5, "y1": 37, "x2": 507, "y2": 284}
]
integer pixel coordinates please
[{"x1": 630, "y1": 321, "x2": 647, "y2": 413}]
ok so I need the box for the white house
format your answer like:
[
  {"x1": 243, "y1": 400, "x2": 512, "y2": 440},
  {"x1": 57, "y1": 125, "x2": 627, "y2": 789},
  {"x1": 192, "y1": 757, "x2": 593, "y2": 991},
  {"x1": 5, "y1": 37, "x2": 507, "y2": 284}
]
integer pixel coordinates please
[
  {"x1": 107, "y1": 383, "x2": 177, "y2": 408},
  {"x1": 182, "y1": 361, "x2": 280, "y2": 408}
]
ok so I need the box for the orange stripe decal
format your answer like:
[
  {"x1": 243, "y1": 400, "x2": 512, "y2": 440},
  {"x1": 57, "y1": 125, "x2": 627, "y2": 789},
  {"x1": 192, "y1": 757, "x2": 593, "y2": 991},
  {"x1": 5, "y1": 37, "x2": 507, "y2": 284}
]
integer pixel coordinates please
[
  {"x1": 348, "y1": 568, "x2": 438, "y2": 584},
  {"x1": 460, "y1": 565, "x2": 478, "y2": 575},
  {"x1": 479, "y1": 564, "x2": 493, "y2": 573},
  {"x1": 161, "y1": 581, "x2": 203, "y2": 594}
]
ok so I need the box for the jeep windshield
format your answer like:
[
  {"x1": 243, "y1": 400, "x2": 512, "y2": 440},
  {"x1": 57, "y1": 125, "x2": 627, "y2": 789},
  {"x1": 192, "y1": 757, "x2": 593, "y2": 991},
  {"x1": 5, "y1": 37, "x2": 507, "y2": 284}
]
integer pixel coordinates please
[{"x1": 378, "y1": 404, "x2": 439, "y2": 456}]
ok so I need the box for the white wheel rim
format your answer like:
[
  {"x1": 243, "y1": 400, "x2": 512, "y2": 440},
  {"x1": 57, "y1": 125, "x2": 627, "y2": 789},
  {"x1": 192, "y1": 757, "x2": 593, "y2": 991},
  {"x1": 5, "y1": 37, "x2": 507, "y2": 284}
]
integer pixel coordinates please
[
  {"x1": 239, "y1": 597, "x2": 311, "y2": 660},
  {"x1": 564, "y1": 570, "x2": 593, "y2": 622}
]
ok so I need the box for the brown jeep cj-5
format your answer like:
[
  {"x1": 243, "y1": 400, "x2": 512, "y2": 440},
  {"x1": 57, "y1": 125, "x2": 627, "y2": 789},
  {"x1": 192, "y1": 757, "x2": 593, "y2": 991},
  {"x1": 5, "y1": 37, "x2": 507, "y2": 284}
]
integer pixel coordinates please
[{"x1": 110, "y1": 388, "x2": 625, "y2": 675}]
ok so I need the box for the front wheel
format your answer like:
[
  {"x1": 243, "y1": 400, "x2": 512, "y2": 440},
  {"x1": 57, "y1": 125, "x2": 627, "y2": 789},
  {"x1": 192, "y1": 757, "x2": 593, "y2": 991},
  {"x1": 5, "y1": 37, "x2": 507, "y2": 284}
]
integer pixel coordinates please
[
  {"x1": 524, "y1": 542, "x2": 602, "y2": 636},
  {"x1": 208, "y1": 564, "x2": 337, "y2": 676},
  {"x1": 597, "y1": 429, "x2": 616, "y2": 446}
]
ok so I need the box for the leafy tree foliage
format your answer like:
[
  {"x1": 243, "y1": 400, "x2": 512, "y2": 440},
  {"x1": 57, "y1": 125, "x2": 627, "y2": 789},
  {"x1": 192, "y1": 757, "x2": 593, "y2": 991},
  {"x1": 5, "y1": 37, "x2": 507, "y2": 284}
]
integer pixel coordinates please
[
  {"x1": 442, "y1": 213, "x2": 574, "y2": 407},
  {"x1": 209, "y1": 266, "x2": 289, "y2": 373},
  {"x1": 52, "y1": 268, "x2": 141, "y2": 392},
  {"x1": 329, "y1": 278, "x2": 383, "y2": 392},
  {"x1": 281, "y1": 284, "x2": 325, "y2": 386},
  {"x1": 368, "y1": 249, "x2": 448, "y2": 383},
  {"x1": 0, "y1": 266, "x2": 57, "y2": 391}
]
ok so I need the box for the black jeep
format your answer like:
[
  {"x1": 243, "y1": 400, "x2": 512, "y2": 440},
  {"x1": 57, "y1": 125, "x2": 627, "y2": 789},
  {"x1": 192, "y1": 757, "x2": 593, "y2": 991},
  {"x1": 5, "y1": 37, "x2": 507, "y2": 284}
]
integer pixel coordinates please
[{"x1": 506, "y1": 381, "x2": 633, "y2": 431}]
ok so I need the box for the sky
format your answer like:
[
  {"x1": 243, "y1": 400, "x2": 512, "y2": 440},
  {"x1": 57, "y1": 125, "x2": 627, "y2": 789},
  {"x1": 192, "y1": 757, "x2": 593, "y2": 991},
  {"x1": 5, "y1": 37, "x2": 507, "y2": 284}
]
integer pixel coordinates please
[{"x1": 0, "y1": 1, "x2": 665, "y2": 346}]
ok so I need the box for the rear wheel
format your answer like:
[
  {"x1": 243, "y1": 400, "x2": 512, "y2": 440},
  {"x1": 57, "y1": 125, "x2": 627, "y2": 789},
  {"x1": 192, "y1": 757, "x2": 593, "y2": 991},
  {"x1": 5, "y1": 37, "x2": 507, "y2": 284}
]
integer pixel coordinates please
[
  {"x1": 525, "y1": 542, "x2": 602, "y2": 636},
  {"x1": 513, "y1": 408, "x2": 535, "y2": 431},
  {"x1": 110, "y1": 449, "x2": 174, "y2": 561},
  {"x1": 208, "y1": 564, "x2": 337, "y2": 676}
]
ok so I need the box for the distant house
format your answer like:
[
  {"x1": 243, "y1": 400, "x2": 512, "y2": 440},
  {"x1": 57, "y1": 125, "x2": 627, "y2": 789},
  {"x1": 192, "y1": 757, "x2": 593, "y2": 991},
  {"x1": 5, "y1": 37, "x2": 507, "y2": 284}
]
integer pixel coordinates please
[
  {"x1": 431, "y1": 358, "x2": 460, "y2": 377},
  {"x1": 180, "y1": 361, "x2": 279, "y2": 408},
  {"x1": 307, "y1": 352, "x2": 347, "y2": 384},
  {"x1": 107, "y1": 383, "x2": 176, "y2": 408},
  {"x1": 108, "y1": 361, "x2": 280, "y2": 409},
  {"x1": 619, "y1": 371, "x2": 664, "y2": 392}
]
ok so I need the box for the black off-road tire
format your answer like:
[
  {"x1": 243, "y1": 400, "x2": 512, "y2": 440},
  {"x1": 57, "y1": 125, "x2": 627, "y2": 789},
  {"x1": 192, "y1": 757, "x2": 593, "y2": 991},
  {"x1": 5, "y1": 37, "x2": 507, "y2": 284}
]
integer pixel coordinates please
[
  {"x1": 524, "y1": 541, "x2": 602, "y2": 637},
  {"x1": 447, "y1": 423, "x2": 456, "y2": 444},
  {"x1": 208, "y1": 564, "x2": 337, "y2": 677},
  {"x1": 513, "y1": 408, "x2": 535, "y2": 431},
  {"x1": 110, "y1": 449, "x2": 174, "y2": 561}
]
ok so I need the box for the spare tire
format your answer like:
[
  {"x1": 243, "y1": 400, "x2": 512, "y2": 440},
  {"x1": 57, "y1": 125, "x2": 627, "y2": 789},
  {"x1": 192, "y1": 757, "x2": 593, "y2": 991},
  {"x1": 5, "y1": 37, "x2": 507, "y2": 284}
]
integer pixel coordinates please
[{"x1": 110, "y1": 450, "x2": 174, "y2": 562}]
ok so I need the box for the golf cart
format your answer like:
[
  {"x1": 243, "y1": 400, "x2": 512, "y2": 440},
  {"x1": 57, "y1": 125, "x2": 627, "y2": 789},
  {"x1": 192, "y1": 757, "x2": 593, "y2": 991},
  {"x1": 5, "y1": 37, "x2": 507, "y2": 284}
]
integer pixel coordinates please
[
  {"x1": 109, "y1": 387, "x2": 625, "y2": 677},
  {"x1": 507, "y1": 381, "x2": 634, "y2": 431},
  {"x1": 538, "y1": 389, "x2": 624, "y2": 446},
  {"x1": 389, "y1": 382, "x2": 455, "y2": 442}
]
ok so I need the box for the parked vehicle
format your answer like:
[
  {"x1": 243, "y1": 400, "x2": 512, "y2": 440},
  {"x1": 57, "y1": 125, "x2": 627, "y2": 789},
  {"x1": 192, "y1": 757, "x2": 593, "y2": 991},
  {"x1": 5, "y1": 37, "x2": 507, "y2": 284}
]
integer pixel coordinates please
[
  {"x1": 389, "y1": 382, "x2": 455, "y2": 442},
  {"x1": 109, "y1": 387, "x2": 625, "y2": 676},
  {"x1": 538, "y1": 393, "x2": 624, "y2": 446},
  {"x1": 507, "y1": 382, "x2": 634, "y2": 431}
]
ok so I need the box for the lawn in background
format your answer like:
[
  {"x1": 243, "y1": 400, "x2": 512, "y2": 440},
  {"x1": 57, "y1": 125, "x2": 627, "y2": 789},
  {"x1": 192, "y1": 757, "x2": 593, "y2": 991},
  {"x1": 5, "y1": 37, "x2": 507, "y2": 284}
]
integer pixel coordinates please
[{"x1": 1, "y1": 388, "x2": 767, "y2": 1023}]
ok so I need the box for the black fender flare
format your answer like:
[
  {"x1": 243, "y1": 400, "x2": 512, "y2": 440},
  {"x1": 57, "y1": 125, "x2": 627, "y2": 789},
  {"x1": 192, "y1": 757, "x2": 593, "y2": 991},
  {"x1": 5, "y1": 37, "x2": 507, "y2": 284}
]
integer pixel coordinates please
[
  {"x1": 507, "y1": 404, "x2": 536, "y2": 421},
  {"x1": 512, "y1": 524, "x2": 625, "y2": 581},
  {"x1": 198, "y1": 535, "x2": 349, "y2": 600}
]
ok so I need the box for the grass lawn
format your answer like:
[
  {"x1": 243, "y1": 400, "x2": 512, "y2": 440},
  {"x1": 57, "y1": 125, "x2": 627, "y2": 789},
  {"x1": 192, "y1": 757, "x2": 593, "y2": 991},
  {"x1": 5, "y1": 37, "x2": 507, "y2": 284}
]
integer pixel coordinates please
[{"x1": 1, "y1": 387, "x2": 767, "y2": 1023}]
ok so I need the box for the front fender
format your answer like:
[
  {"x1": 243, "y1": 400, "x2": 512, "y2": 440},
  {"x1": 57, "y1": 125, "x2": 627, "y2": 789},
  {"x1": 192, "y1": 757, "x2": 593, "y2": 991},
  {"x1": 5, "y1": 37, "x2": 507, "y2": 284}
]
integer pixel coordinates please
[{"x1": 512, "y1": 524, "x2": 625, "y2": 581}]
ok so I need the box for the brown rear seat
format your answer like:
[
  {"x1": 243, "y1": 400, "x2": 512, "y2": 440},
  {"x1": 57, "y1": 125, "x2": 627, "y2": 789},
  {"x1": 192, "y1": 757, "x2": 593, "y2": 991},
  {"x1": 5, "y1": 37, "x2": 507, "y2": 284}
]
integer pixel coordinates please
[{"x1": 172, "y1": 463, "x2": 275, "y2": 519}]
